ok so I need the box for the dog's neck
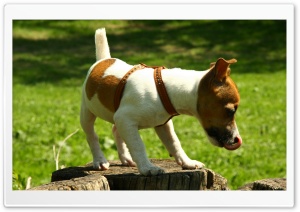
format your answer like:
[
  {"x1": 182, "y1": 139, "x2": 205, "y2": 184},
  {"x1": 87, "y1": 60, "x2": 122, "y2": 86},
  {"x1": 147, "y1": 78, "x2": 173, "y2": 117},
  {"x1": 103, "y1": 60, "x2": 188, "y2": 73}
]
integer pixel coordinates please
[{"x1": 162, "y1": 68, "x2": 209, "y2": 118}]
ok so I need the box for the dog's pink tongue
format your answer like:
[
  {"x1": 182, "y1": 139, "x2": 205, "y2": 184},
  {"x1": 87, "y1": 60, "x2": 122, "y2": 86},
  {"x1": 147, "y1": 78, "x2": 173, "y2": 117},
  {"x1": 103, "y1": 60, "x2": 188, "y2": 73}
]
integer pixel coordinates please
[{"x1": 224, "y1": 136, "x2": 242, "y2": 151}]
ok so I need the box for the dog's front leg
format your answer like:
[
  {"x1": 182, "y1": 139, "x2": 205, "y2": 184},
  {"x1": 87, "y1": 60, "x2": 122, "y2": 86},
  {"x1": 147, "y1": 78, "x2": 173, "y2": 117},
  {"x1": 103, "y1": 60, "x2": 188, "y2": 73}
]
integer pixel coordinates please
[
  {"x1": 114, "y1": 114, "x2": 165, "y2": 176},
  {"x1": 155, "y1": 120, "x2": 205, "y2": 169}
]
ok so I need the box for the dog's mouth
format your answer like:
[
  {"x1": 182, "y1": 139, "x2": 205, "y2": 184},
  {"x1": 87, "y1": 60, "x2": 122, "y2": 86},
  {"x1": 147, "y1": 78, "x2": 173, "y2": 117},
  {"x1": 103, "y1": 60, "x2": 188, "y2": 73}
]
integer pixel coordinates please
[
  {"x1": 223, "y1": 136, "x2": 242, "y2": 151},
  {"x1": 205, "y1": 127, "x2": 242, "y2": 151}
]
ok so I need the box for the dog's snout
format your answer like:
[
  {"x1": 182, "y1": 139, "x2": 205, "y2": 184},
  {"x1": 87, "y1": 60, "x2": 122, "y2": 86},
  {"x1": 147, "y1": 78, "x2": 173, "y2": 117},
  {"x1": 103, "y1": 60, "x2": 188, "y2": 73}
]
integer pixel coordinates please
[{"x1": 205, "y1": 126, "x2": 242, "y2": 151}]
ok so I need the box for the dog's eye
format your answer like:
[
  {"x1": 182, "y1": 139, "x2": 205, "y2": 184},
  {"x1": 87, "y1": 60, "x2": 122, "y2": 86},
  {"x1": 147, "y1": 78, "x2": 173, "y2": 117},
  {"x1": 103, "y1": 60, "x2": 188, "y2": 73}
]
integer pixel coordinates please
[{"x1": 225, "y1": 107, "x2": 236, "y2": 116}]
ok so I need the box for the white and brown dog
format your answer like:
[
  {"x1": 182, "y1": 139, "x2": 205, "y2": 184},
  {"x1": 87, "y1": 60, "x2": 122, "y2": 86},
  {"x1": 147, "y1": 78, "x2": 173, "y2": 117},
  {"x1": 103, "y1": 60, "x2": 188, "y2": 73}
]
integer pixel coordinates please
[{"x1": 80, "y1": 28, "x2": 242, "y2": 176}]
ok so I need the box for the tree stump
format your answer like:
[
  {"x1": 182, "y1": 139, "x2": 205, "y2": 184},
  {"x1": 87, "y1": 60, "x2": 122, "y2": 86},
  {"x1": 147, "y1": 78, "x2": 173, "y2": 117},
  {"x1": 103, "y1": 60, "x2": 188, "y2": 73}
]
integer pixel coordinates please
[
  {"x1": 29, "y1": 159, "x2": 286, "y2": 191},
  {"x1": 45, "y1": 159, "x2": 228, "y2": 190},
  {"x1": 29, "y1": 174, "x2": 110, "y2": 190},
  {"x1": 238, "y1": 178, "x2": 286, "y2": 190}
]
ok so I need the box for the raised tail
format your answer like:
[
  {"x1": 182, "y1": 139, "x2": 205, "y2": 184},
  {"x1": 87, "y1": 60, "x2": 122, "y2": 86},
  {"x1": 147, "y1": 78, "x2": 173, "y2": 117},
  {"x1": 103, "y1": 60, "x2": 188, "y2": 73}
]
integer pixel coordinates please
[{"x1": 95, "y1": 28, "x2": 111, "y2": 61}]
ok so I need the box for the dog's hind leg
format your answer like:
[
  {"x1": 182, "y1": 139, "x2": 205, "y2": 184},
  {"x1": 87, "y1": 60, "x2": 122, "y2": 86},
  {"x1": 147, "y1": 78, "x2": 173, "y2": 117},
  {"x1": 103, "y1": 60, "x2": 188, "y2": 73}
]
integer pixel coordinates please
[
  {"x1": 155, "y1": 120, "x2": 205, "y2": 169},
  {"x1": 80, "y1": 102, "x2": 109, "y2": 170},
  {"x1": 112, "y1": 125, "x2": 136, "y2": 167}
]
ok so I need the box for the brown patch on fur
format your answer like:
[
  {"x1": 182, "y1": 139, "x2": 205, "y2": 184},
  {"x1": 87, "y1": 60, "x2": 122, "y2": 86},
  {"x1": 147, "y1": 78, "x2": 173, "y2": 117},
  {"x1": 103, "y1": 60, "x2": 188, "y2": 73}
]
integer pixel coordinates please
[
  {"x1": 85, "y1": 58, "x2": 119, "y2": 112},
  {"x1": 97, "y1": 75, "x2": 120, "y2": 112}
]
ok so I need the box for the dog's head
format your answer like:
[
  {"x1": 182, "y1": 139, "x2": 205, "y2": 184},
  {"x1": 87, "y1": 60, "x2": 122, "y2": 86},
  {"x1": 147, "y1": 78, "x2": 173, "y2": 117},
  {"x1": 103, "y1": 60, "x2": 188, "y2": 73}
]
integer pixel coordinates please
[{"x1": 197, "y1": 58, "x2": 242, "y2": 150}]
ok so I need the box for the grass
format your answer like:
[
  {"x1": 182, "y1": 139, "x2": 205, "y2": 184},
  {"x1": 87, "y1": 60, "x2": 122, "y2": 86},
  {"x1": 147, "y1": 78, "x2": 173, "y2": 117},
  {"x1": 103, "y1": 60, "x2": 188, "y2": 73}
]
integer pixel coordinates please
[{"x1": 12, "y1": 20, "x2": 286, "y2": 190}]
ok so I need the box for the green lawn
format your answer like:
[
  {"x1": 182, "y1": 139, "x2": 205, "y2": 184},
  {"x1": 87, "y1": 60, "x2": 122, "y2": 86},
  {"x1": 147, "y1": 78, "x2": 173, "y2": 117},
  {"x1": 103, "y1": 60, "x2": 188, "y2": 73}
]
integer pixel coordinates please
[{"x1": 12, "y1": 20, "x2": 286, "y2": 190}]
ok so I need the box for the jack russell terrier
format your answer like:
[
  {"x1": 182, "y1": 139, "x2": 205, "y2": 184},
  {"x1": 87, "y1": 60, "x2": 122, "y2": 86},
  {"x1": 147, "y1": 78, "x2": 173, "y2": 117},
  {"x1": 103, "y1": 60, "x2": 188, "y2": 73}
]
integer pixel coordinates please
[{"x1": 80, "y1": 28, "x2": 242, "y2": 176}]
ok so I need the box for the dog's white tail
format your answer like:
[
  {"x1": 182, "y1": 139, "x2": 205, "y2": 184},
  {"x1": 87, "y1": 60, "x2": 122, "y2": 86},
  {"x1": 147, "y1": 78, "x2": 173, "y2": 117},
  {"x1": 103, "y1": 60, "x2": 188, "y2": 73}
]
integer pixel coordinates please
[{"x1": 95, "y1": 28, "x2": 111, "y2": 61}]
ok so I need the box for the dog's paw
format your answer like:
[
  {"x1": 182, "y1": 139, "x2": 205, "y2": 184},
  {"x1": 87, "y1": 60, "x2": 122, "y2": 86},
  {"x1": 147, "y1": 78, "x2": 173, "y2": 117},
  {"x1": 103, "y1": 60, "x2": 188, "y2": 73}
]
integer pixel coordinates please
[
  {"x1": 93, "y1": 160, "x2": 110, "y2": 170},
  {"x1": 181, "y1": 160, "x2": 205, "y2": 170},
  {"x1": 119, "y1": 154, "x2": 136, "y2": 167},
  {"x1": 118, "y1": 151, "x2": 136, "y2": 167},
  {"x1": 139, "y1": 165, "x2": 165, "y2": 176}
]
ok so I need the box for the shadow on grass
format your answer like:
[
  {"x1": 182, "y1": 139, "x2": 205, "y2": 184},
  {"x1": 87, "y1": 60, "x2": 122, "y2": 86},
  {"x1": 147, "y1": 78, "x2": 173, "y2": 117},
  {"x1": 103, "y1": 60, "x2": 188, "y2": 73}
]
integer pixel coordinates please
[{"x1": 13, "y1": 20, "x2": 286, "y2": 85}]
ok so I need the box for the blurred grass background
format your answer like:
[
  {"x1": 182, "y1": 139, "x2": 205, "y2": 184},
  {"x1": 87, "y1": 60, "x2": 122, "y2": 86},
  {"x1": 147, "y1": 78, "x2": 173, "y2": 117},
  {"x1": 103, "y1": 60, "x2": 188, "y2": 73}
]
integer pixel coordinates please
[{"x1": 12, "y1": 20, "x2": 286, "y2": 190}]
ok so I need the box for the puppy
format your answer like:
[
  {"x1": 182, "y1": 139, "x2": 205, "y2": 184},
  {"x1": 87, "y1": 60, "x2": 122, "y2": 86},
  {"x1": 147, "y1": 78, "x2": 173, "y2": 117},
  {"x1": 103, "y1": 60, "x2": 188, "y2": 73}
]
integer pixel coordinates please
[{"x1": 80, "y1": 28, "x2": 242, "y2": 176}]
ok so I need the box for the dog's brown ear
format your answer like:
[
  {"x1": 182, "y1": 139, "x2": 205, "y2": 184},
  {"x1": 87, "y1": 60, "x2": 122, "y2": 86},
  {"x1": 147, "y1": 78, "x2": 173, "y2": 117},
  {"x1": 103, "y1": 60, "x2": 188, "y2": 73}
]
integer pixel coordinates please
[
  {"x1": 209, "y1": 62, "x2": 216, "y2": 68},
  {"x1": 214, "y1": 58, "x2": 237, "y2": 81}
]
